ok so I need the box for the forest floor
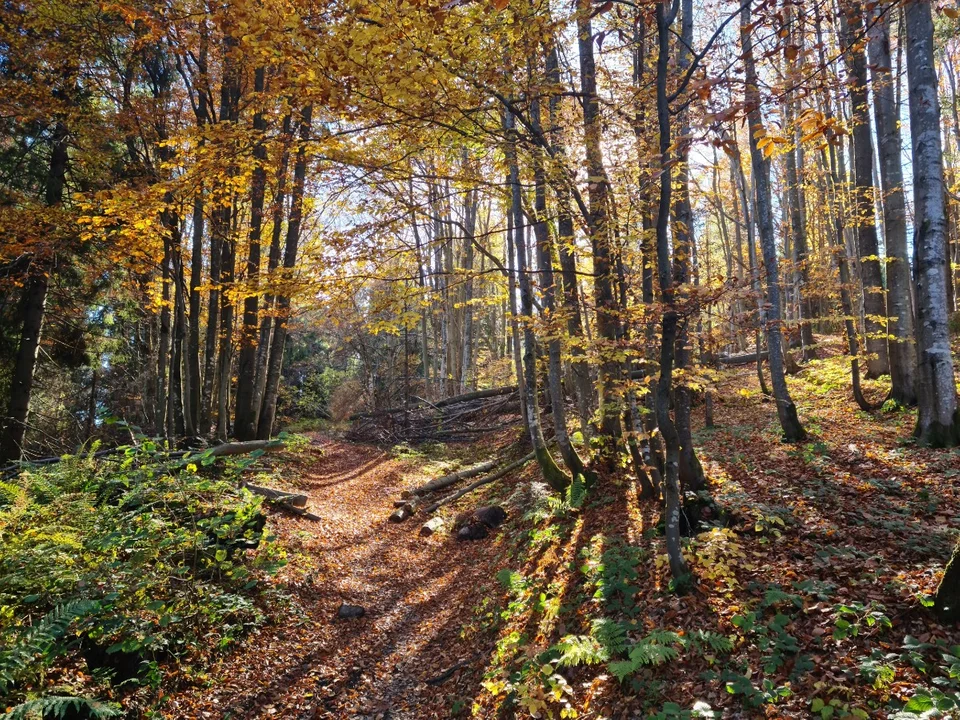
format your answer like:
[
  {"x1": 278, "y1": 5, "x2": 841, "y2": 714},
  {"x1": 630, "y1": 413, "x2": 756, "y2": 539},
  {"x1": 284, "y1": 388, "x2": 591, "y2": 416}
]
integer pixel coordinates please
[{"x1": 161, "y1": 337, "x2": 960, "y2": 719}]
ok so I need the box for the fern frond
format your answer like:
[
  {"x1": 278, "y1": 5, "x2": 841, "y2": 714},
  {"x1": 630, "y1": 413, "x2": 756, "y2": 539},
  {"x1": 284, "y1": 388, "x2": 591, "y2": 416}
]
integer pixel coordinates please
[
  {"x1": 590, "y1": 618, "x2": 628, "y2": 655},
  {"x1": 0, "y1": 599, "x2": 100, "y2": 693},
  {"x1": 690, "y1": 630, "x2": 734, "y2": 655},
  {"x1": 567, "y1": 474, "x2": 586, "y2": 509},
  {"x1": 608, "y1": 659, "x2": 640, "y2": 682},
  {"x1": 2, "y1": 695, "x2": 121, "y2": 720},
  {"x1": 627, "y1": 641, "x2": 679, "y2": 666},
  {"x1": 645, "y1": 629, "x2": 683, "y2": 647},
  {"x1": 553, "y1": 635, "x2": 608, "y2": 666}
]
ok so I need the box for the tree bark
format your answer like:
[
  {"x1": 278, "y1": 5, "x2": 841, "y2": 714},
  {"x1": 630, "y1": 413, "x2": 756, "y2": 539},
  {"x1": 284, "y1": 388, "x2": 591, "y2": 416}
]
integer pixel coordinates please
[
  {"x1": 655, "y1": 0, "x2": 690, "y2": 583},
  {"x1": 904, "y1": 0, "x2": 960, "y2": 446}
]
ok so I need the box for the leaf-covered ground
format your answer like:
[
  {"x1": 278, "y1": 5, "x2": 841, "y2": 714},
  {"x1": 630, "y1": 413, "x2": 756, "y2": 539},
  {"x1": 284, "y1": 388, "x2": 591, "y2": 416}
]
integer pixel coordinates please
[{"x1": 162, "y1": 339, "x2": 960, "y2": 719}]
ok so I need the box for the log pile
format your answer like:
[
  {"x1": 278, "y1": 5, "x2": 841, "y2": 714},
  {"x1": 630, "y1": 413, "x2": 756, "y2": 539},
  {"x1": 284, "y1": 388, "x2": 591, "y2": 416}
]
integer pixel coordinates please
[
  {"x1": 387, "y1": 449, "x2": 537, "y2": 534},
  {"x1": 346, "y1": 386, "x2": 522, "y2": 444}
]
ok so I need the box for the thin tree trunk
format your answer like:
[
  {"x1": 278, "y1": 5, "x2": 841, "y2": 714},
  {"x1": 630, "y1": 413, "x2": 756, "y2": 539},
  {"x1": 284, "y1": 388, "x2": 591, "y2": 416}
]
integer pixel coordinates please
[
  {"x1": 672, "y1": 0, "x2": 706, "y2": 493},
  {"x1": 868, "y1": 5, "x2": 917, "y2": 405},
  {"x1": 547, "y1": 41, "x2": 593, "y2": 442},
  {"x1": 234, "y1": 67, "x2": 268, "y2": 440},
  {"x1": 840, "y1": 1, "x2": 890, "y2": 379},
  {"x1": 258, "y1": 105, "x2": 313, "y2": 440},
  {"x1": 505, "y1": 104, "x2": 568, "y2": 492},
  {"x1": 742, "y1": 0, "x2": 807, "y2": 442},
  {"x1": 531, "y1": 84, "x2": 587, "y2": 482},
  {"x1": 578, "y1": 0, "x2": 622, "y2": 442},
  {"x1": 655, "y1": 0, "x2": 690, "y2": 583},
  {"x1": 0, "y1": 121, "x2": 67, "y2": 462},
  {"x1": 186, "y1": 193, "x2": 204, "y2": 435}
]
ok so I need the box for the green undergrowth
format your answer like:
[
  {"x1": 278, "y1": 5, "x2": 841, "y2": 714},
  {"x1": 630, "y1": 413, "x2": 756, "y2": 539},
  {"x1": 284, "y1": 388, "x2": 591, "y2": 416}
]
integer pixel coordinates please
[
  {"x1": 0, "y1": 443, "x2": 289, "y2": 716},
  {"x1": 472, "y1": 457, "x2": 960, "y2": 719}
]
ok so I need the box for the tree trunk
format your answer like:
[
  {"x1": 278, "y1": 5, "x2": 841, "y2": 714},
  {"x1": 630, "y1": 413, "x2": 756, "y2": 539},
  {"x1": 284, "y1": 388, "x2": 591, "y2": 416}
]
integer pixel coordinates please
[
  {"x1": 578, "y1": 0, "x2": 621, "y2": 443},
  {"x1": 0, "y1": 121, "x2": 67, "y2": 463},
  {"x1": 742, "y1": 0, "x2": 807, "y2": 442},
  {"x1": 783, "y1": 2, "x2": 817, "y2": 361},
  {"x1": 546, "y1": 42, "x2": 593, "y2": 443},
  {"x1": 254, "y1": 113, "x2": 292, "y2": 421},
  {"x1": 532, "y1": 82, "x2": 587, "y2": 481},
  {"x1": 840, "y1": 1, "x2": 890, "y2": 379},
  {"x1": 186, "y1": 193, "x2": 204, "y2": 435},
  {"x1": 234, "y1": 67, "x2": 268, "y2": 440},
  {"x1": 258, "y1": 105, "x2": 313, "y2": 440},
  {"x1": 868, "y1": 6, "x2": 918, "y2": 406},
  {"x1": 655, "y1": 0, "x2": 690, "y2": 584},
  {"x1": 672, "y1": 0, "x2": 706, "y2": 493},
  {"x1": 904, "y1": 0, "x2": 960, "y2": 446},
  {"x1": 505, "y1": 105, "x2": 567, "y2": 491},
  {"x1": 156, "y1": 238, "x2": 171, "y2": 436}
]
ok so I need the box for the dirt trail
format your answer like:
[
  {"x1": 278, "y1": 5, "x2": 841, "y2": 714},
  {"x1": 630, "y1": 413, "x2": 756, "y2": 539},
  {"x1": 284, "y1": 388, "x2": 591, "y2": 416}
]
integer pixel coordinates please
[{"x1": 163, "y1": 437, "x2": 502, "y2": 719}]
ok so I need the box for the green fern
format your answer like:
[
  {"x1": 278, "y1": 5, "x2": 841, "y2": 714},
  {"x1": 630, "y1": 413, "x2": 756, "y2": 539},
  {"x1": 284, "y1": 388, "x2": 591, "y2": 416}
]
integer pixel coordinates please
[
  {"x1": 762, "y1": 587, "x2": 802, "y2": 609},
  {"x1": 627, "y1": 641, "x2": 680, "y2": 666},
  {"x1": 689, "y1": 629, "x2": 734, "y2": 655},
  {"x1": 606, "y1": 629, "x2": 683, "y2": 681},
  {"x1": 2, "y1": 696, "x2": 121, "y2": 720},
  {"x1": 554, "y1": 635, "x2": 609, "y2": 666},
  {"x1": 590, "y1": 618, "x2": 628, "y2": 655},
  {"x1": 645, "y1": 629, "x2": 683, "y2": 647},
  {"x1": 0, "y1": 599, "x2": 100, "y2": 693},
  {"x1": 567, "y1": 474, "x2": 587, "y2": 509}
]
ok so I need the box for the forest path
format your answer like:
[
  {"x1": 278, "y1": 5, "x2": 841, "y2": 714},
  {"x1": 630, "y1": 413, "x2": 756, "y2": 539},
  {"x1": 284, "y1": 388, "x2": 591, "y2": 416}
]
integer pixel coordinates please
[{"x1": 163, "y1": 436, "x2": 501, "y2": 719}]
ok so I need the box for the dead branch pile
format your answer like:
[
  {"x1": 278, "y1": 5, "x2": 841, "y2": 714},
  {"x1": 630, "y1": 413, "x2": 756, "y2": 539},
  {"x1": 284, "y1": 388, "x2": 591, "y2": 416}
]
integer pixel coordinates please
[{"x1": 345, "y1": 386, "x2": 521, "y2": 444}]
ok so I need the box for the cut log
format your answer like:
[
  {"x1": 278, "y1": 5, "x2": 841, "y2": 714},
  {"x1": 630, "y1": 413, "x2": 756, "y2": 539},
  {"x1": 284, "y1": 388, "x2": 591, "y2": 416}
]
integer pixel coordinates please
[
  {"x1": 242, "y1": 482, "x2": 307, "y2": 508},
  {"x1": 389, "y1": 500, "x2": 417, "y2": 523},
  {"x1": 412, "y1": 459, "x2": 499, "y2": 496},
  {"x1": 425, "y1": 451, "x2": 536, "y2": 513},
  {"x1": 420, "y1": 517, "x2": 445, "y2": 537}
]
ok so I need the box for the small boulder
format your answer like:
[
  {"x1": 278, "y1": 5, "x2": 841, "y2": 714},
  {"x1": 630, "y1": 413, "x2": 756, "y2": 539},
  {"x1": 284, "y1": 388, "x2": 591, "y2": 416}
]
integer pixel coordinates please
[
  {"x1": 457, "y1": 522, "x2": 489, "y2": 541},
  {"x1": 337, "y1": 603, "x2": 366, "y2": 619}
]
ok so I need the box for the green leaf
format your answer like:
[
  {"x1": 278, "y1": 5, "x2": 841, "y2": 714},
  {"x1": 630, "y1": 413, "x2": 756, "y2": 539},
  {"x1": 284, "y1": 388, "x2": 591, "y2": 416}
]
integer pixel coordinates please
[
  {"x1": 811, "y1": 699, "x2": 825, "y2": 712},
  {"x1": 904, "y1": 693, "x2": 935, "y2": 713}
]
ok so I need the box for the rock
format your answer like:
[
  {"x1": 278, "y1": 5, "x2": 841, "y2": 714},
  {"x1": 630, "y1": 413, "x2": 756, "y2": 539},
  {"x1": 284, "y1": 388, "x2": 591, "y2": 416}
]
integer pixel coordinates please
[
  {"x1": 473, "y1": 505, "x2": 507, "y2": 528},
  {"x1": 457, "y1": 522, "x2": 489, "y2": 541},
  {"x1": 337, "y1": 603, "x2": 366, "y2": 619}
]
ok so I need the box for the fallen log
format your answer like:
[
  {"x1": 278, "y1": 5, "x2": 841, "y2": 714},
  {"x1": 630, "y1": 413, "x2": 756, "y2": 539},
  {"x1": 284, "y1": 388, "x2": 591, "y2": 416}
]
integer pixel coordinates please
[
  {"x1": 719, "y1": 350, "x2": 768, "y2": 365},
  {"x1": 349, "y1": 386, "x2": 517, "y2": 420},
  {"x1": 1, "y1": 439, "x2": 286, "y2": 480},
  {"x1": 202, "y1": 439, "x2": 285, "y2": 458},
  {"x1": 411, "y1": 459, "x2": 499, "y2": 496},
  {"x1": 242, "y1": 482, "x2": 307, "y2": 508},
  {"x1": 425, "y1": 451, "x2": 536, "y2": 513}
]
